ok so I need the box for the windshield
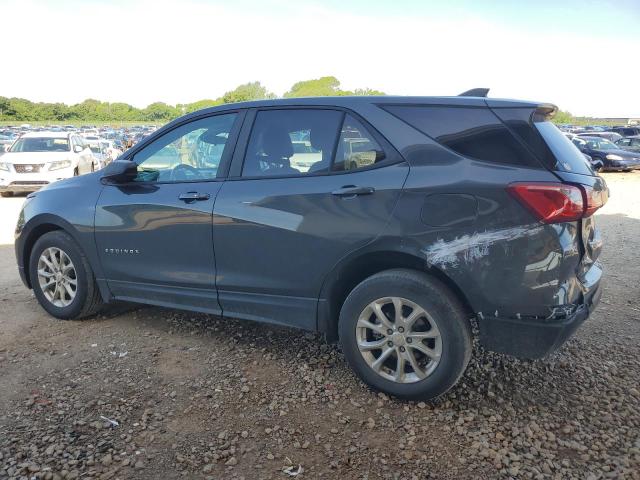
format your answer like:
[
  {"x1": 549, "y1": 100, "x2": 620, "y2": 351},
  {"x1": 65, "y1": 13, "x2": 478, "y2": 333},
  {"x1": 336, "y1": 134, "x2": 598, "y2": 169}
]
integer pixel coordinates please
[
  {"x1": 586, "y1": 139, "x2": 617, "y2": 150},
  {"x1": 89, "y1": 145, "x2": 102, "y2": 154},
  {"x1": 10, "y1": 137, "x2": 70, "y2": 153}
]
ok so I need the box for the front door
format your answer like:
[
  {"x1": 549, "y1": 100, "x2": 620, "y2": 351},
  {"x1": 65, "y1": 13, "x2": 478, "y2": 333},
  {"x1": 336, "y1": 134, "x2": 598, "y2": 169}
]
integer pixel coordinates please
[
  {"x1": 213, "y1": 108, "x2": 409, "y2": 329},
  {"x1": 94, "y1": 112, "x2": 240, "y2": 313}
]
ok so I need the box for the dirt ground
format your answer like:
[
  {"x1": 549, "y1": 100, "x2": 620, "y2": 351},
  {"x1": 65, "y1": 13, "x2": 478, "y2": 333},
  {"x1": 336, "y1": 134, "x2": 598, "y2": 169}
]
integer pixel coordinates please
[{"x1": 0, "y1": 173, "x2": 639, "y2": 480}]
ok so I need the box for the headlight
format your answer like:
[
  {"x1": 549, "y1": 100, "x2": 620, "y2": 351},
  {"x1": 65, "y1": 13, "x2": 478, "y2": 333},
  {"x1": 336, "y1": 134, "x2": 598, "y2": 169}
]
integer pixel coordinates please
[
  {"x1": 606, "y1": 154, "x2": 623, "y2": 161},
  {"x1": 49, "y1": 160, "x2": 72, "y2": 170},
  {"x1": 0, "y1": 162, "x2": 9, "y2": 171}
]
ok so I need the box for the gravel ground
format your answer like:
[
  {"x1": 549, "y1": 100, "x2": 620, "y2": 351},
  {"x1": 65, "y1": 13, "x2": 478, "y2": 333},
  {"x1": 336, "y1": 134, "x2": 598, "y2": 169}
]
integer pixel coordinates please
[{"x1": 0, "y1": 173, "x2": 639, "y2": 480}]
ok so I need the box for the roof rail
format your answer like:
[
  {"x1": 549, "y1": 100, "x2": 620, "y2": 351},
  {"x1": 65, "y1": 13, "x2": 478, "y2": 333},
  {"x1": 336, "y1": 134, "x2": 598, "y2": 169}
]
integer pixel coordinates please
[{"x1": 458, "y1": 88, "x2": 490, "y2": 97}]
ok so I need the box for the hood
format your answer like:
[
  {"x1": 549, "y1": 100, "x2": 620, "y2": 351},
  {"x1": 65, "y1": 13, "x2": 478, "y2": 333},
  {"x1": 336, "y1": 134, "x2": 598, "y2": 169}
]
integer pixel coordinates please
[{"x1": 0, "y1": 151, "x2": 72, "y2": 164}]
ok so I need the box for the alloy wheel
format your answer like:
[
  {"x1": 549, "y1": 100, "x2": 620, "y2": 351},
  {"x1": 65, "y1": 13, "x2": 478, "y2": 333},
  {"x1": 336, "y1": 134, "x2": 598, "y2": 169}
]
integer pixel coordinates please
[
  {"x1": 37, "y1": 247, "x2": 77, "y2": 307},
  {"x1": 356, "y1": 297, "x2": 442, "y2": 383}
]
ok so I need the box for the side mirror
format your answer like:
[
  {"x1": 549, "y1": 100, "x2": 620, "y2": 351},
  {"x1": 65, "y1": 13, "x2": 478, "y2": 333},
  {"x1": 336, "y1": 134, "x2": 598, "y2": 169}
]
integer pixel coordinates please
[
  {"x1": 73, "y1": 145, "x2": 83, "y2": 153},
  {"x1": 101, "y1": 160, "x2": 138, "y2": 184}
]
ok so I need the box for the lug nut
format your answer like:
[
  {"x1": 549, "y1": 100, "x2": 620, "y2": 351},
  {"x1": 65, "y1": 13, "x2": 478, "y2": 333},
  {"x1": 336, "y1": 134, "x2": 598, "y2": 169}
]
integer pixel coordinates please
[
  {"x1": 387, "y1": 341, "x2": 393, "y2": 347},
  {"x1": 387, "y1": 329, "x2": 393, "y2": 335},
  {"x1": 406, "y1": 337, "x2": 412, "y2": 343},
  {"x1": 399, "y1": 346, "x2": 406, "y2": 352}
]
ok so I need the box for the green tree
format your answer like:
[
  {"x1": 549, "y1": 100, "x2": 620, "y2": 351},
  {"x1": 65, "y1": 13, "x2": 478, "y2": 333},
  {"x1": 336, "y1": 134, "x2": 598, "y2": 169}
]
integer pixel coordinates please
[
  {"x1": 353, "y1": 88, "x2": 385, "y2": 96},
  {"x1": 553, "y1": 109, "x2": 574, "y2": 124},
  {"x1": 181, "y1": 99, "x2": 222, "y2": 113},
  {"x1": 284, "y1": 77, "x2": 385, "y2": 97},
  {"x1": 221, "y1": 81, "x2": 275, "y2": 104},
  {"x1": 142, "y1": 102, "x2": 179, "y2": 122},
  {"x1": 284, "y1": 76, "x2": 343, "y2": 97}
]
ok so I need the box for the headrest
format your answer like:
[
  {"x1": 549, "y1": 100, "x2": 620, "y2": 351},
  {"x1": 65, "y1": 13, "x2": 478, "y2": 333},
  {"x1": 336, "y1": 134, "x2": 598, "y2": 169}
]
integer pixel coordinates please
[{"x1": 262, "y1": 125, "x2": 293, "y2": 159}]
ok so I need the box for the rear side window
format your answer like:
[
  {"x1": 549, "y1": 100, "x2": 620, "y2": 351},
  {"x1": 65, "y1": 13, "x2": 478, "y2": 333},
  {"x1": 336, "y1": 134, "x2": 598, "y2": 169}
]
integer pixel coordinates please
[
  {"x1": 383, "y1": 105, "x2": 541, "y2": 167},
  {"x1": 534, "y1": 122, "x2": 592, "y2": 175}
]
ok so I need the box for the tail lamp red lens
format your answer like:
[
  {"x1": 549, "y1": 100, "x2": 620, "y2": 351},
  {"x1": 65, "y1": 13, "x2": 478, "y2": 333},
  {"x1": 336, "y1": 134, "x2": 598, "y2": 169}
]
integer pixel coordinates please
[{"x1": 507, "y1": 183, "x2": 605, "y2": 224}]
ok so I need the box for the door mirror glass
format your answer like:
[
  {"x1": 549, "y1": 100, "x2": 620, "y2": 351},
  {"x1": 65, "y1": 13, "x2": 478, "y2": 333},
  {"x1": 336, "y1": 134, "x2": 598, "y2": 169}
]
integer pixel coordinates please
[{"x1": 73, "y1": 145, "x2": 83, "y2": 153}]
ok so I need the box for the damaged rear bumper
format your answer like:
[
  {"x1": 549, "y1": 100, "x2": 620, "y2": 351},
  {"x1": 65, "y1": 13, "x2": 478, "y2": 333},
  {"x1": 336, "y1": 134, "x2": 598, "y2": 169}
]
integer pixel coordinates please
[{"x1": 478, "y1": 280, "x2": 602, "y2": 359}]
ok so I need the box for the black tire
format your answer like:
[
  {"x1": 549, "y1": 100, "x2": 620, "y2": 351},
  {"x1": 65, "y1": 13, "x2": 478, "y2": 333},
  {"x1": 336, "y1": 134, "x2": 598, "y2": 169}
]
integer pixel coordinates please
[
  {"x1": 73, "y1": 167, "x2": 79, "y2": 176},
  {"x1": 29, "y1": 230, "x2": 103, "y2": 319},
  {"x1": 1, "y1": 191, "x2": 13, "y2": 198},
  {"x1": 339, "y1": 269, "x2": 472, "y2": 400}
]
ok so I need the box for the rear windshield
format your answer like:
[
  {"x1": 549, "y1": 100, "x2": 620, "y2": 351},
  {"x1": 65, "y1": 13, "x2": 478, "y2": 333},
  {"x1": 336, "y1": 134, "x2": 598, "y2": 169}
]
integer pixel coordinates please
[
  {"x1": 535, "y1": 122, "x2": 593, "y2": 175},
  {"x1": 10, "y1": 137, "x2": 70, "y2": 153}
]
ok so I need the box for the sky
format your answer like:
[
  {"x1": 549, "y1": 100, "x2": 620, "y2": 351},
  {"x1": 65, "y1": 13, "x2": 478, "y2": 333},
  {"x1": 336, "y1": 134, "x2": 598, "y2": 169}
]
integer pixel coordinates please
[{"x1": 2, "y1": 0, "x2": 639, "y2": 117}]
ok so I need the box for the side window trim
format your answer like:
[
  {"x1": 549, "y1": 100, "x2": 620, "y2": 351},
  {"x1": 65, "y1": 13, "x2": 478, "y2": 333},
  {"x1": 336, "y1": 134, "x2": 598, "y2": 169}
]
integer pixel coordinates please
[{"x1": 227, "y1": 106, "x2": 403, "y2": 180}]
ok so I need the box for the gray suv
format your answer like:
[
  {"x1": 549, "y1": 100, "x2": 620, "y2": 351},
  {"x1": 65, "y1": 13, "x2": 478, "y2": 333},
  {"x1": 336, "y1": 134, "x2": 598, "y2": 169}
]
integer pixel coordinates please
[{"x1": 14, "y1": 92, "x2": 607, "y2": 400}]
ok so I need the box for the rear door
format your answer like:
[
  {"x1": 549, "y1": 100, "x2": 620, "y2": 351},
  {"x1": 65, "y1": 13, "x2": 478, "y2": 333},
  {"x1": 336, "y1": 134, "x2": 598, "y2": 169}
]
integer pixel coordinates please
[{"x1": 212, "y1": 108, "x2": 409, "y2": 329}]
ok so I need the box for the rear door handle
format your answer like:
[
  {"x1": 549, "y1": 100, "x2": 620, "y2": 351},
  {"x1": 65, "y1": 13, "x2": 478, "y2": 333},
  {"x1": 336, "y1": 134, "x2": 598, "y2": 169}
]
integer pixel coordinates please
[
  {"x1": 179, "y1": 192, "x2": 210, "y2": 201},
  {"x1": 331, "y1": 185, "x2": 375, "y2": 197}
]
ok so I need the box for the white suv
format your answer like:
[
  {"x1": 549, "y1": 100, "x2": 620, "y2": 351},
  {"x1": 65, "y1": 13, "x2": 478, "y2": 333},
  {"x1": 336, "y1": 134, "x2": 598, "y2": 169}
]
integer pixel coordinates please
[{"x1": 0, "y1": 132, "x2": 96, "y2": 197}]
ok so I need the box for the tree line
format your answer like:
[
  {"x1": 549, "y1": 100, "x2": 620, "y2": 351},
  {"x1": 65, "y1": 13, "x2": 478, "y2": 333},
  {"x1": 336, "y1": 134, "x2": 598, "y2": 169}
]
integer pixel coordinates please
[{"x1": 0, "y1": 77, "x2": 384, "y2": 123}]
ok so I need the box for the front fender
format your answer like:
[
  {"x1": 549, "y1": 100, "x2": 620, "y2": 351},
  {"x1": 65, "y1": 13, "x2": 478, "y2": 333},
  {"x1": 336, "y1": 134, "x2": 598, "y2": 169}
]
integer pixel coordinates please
[{"x1": 14, "y1": 174, "x2": 110, "y2": 300}]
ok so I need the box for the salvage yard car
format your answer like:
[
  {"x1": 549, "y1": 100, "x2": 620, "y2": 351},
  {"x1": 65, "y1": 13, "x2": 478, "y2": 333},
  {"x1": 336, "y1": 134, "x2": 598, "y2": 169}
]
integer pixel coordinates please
[
  {"x1": 14, "y1": 92, "x2": 608, "y2": 400},
  {"x1": 0, "y1": 132, "x2": 97, "y2": 197},
  {"x1": 573, "y1": 136, "x2": 640, "y2": 171}
]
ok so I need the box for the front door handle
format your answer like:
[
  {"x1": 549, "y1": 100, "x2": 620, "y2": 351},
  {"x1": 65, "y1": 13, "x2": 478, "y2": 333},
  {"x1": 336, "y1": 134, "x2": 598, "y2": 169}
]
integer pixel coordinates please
[
  {"x1": 179, "y1": 192, "x2": 210, "y2": 202},
  {"x1": 331, "y1": 185, "x2": 375, "y2": 197}
]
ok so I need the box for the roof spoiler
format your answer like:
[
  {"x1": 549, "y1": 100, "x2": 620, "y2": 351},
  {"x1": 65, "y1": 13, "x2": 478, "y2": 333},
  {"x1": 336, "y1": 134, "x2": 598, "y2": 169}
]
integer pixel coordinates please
[{"x1": 458, "y1": 88, "x2": 490, "y2": 97}]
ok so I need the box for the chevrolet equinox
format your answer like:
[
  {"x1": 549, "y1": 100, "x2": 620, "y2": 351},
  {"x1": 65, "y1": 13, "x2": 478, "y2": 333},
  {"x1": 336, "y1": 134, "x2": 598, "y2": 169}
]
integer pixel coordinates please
[{"x1": 14, "y1": 91, "x2": 607, "y2": 400}]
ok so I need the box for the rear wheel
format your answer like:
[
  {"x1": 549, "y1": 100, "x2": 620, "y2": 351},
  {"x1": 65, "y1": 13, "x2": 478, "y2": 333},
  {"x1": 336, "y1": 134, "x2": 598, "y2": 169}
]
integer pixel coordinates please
[
  {"x1": 1, "y1": 191, "x2": 13, "y2": 198},
  {"x1": 29, "y1": 231, "x2": 103, "y2": 319},
  {"x1": 339, "y1": 269, "x2": 472, "y2": 400}
]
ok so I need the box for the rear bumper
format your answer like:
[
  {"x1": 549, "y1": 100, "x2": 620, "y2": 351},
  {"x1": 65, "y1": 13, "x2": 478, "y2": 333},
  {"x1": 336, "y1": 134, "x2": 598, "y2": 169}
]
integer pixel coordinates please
[{"x1": 478, "y1": 280, "x2": 602, "y2": 359}]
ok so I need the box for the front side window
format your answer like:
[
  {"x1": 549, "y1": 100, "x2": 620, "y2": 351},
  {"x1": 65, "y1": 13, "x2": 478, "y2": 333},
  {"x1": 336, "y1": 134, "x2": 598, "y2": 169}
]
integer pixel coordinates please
[
  {"x1": 10, "y1": 137, "x2": 70, "y2": 153},
  {"x1": 133, "y1": 113, "x2": 237, "y2": 182},
  {"x1": 333, "y1": 115, "x2": 385, "y2": 172},
  {"x1": 242, "y1": 109, "x2": 343, "y2": 177}
]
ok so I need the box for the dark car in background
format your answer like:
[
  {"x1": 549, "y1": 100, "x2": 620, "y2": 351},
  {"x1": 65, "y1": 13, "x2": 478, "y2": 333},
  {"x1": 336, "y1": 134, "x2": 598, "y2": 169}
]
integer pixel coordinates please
[
  {"x1": 573, "y1": 136, "x2": 640, "y2": 171},
  {"x1": 616, "y1": 136, "x2": 640, "y2": 153},
  {"x1": 576, "y1": 131, "x2": 622, "y2": 143},
  {"x1": 14, "y1": 93, "x2": 607, "y2": 400},
  {"x1": 612, "y1": 126, "x2": 640, "y2": 137}
]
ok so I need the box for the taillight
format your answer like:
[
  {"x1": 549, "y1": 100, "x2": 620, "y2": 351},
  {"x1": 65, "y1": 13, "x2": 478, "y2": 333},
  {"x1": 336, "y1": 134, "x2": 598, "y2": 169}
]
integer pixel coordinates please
[
  {"x1": 507, "y1": 183, "x2": 585, "y2": 223},
  {"x1": 581, "y1": 184, "x2": 607, "y2": 217}
]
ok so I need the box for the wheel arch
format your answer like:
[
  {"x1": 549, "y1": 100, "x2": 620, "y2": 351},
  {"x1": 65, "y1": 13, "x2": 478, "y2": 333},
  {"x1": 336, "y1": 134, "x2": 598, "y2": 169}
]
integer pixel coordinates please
[
  {"x1": 20, "y1": 215, "x2": 88, "y2": 289},
  {"x1": 317, "y1": 248, "x2": 475, "y2": 343}
]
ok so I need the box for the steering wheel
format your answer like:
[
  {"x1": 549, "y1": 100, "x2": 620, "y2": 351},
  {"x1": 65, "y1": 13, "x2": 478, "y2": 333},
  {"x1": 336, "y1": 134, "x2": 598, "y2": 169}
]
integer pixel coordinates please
[{"x1": 170, "y1": 163, "x2": 201, "y2": 181}]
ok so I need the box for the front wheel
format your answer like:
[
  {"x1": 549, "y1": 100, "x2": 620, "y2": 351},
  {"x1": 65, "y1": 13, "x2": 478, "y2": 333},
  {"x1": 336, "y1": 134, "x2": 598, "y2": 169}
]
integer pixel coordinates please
[
  {"x1": 339, "y1": 269, "x2": 472, "y2": 400},
  {"x1": 29, "y1": 231, "x2": 104, "y2": 319}
]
